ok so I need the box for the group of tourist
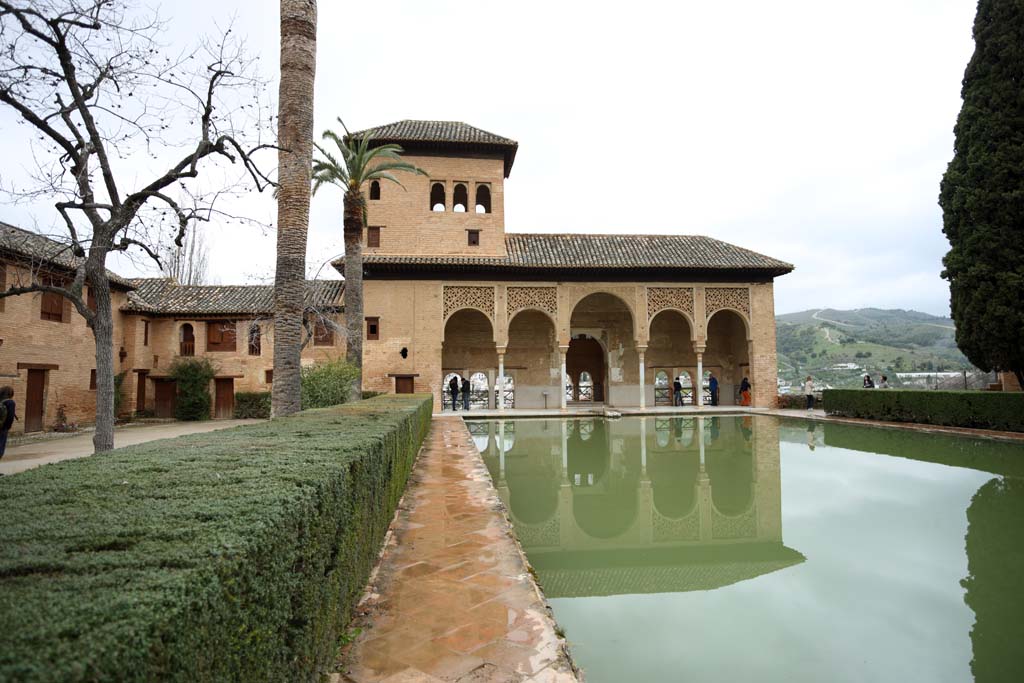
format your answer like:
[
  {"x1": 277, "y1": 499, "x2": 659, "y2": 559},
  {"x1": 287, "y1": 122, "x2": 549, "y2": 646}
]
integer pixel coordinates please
[
  {"x1": 447, "y1": 375, "x2": 472, "y2": 411},
  {"x1": 801, "y1": 372, "x2": 893, "y2": 412},
  {"x1": 670, "y1": 373, "x2": 753, "y2": 407},
  {"x1": 862, "y1": 374, "x2": 890, "y2": 389}
]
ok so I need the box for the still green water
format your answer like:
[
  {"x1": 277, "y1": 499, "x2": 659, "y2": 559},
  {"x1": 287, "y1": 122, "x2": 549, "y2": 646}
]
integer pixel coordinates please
[{"x1": 467, "y1": 416, "x2": 1024, "y2": 683}]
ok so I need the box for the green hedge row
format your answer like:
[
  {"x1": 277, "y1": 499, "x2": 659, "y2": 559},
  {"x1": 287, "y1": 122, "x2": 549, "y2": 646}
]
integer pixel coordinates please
[
  {"x1": 0, "y1": 394, "x2": 433, "y2": 682},
  {"x1": 233, "y1": 391, "x2": 271, "y2": 419},
  {"x1": 823, "y1": 389, "x2": 1024, "y2": 432}
]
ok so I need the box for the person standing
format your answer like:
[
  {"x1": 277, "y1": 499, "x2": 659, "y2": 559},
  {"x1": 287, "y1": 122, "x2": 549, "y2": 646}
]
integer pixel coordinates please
[
  {"x1": 863, "y1": 374, "x2": 875, "y2": 389},
  {"x1": 673, "y1": 377, "x2": 683, "y2": 406},
  {"x1": 739, "y1": 377, "x2": 752, "y2": 406},
  {"x1": 0, "y1": 386, "x2": 16, "y2": 460},
  {"x1": 803, "y1": 375, "x2": 815, "y2": 411},
  {"x1": 448, "y1": 375, "x2": 460, "y2": 411},
  {"x1": 708, "y1": 373, "x2": 719, "y2": 406},
  {"x1": 878, "y1": 375, "x2": 890, "y2": 389},
  {"x1": 461, "y1": 376, "x2": 471, "y2": 411}
]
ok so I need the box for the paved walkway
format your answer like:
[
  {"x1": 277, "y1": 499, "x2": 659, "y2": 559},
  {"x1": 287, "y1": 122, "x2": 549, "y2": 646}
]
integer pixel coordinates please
[
  {"x1": 337, "y1": 416, "x2": 577, "y2": 683},
  {"x1": 0, "y1": 419, "x2": 261, "y2": 475}
]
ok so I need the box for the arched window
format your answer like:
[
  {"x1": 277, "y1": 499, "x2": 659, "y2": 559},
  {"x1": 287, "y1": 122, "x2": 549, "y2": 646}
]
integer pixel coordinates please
[
  {"x1": 579, "y1": 371, "x2": 594, "y2": 402},
  {"x1": 369, "y1": 180, "x2": 381, "y2": 200},
  {"x1": 179, "y1": 323, "x2": 195, "y2": 356},
  {"x1": 654, "y1": 370, "x2": 671, "y2": 406},
  {"x1": 565, "y1": 376, "x2": 575, "y2": 402},
  {"x1": 453, "y1": 183, "x2": 468, "y2": 212},
  {"x1": 475, "y1": 185, "x2": 491, "y2": 213},
  {"x1": 497, "y1": 374, "x2": 515, "y2": 409},
  {"x1": 430, "y1": 183, "x2": 446, "y2": 211},
  {"x1": 470, "y1": 371, "x2": 489, "y2": 410}
]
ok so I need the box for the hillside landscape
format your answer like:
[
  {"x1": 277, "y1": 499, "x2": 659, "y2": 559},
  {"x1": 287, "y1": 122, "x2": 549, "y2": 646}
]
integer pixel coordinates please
[{"x1": 775, "y1": 308, "x2": 982, "y2": 390}]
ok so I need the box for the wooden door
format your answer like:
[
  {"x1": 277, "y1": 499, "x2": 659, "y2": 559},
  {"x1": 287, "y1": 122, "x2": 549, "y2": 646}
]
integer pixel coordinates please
[
  {"x1": 25, "y1": 369, "x2": 46, "y2": 432},
  {"x1": 215, "y1": 378, "x2": 234, "y2": 418},
  {"x1": 154, "y1": 380, "x2": 176, "y2": 418},
  {"x1": 395, "y1": 376, "x2": 414, "y2": 394},
  {"x1": 136, "y1": 371, "x2": 148, "y2": 414}
]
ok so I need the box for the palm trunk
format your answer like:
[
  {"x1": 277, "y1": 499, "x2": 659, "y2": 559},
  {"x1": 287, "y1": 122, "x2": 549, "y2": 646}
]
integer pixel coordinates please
[
  {"x1": 272, "y1": 0, "x2": 317, "y2": 417},
  {"x1": 87, "y1": 266, "x2": 116, "y2": 452},
  {"x1": 343, "y1": 191, "x2": 364, "y2": 402}
]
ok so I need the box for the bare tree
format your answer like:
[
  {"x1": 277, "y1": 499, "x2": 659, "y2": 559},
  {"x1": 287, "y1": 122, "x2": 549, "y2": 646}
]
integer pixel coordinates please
[
  {"x1": 272, "y1": 0, "x2": 317, "y2": 417},
  {"x1": 0, "y1": 0, "x2": 274, "y2": 452},
  {"x1": 160, "y1": 230, "x2": 209, "y2": 285}
]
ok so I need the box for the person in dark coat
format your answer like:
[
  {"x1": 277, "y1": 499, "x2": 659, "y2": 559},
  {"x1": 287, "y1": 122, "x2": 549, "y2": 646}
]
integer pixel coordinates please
[
  {"x1": 708, "y1": 373, "x2": 719, "y2": 406},
  {"x1": 0, "y1": 385, "x2": 16, "y2": 460},
  {"x1": 448, "y1": 376, "x2": 460, "y2": 411},
  {"x1": 461, "y1": 377, "x2": 471, "y2": 411},
  {"x1": 673, "y1": 378, "x2": 683, "y2": 406}
]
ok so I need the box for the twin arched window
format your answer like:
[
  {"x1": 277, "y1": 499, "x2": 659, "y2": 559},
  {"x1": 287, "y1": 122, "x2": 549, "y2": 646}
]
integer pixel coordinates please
[
  {"x1": 428, "y1": 182, "x2": 492, "y2": 213},
  {"x1": 453, "y1": 184, "x2": 469, "y2": 212},
  {"x1": 430, "y1": 183, "x2": 445, "y2": 211},
  {"x1": 475, "y1": 185, "x2": 491, "y2": 213}
]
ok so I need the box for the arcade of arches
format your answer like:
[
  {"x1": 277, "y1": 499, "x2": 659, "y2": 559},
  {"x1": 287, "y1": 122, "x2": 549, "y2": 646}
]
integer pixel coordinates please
[{"x1": 414, "y1": 283, "x2": 774, "y2": 411}]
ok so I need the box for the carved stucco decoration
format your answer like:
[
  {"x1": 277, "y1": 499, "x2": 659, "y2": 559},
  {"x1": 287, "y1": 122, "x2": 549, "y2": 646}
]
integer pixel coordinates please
[
  {"x1": 705, "y1": 287, "x2": 750, "y2": 318},
  {"x1": 647, "y1": 287, "x2": 695, "y2": 320},
  {"x1": 506, "y1": 286, "x2": 558, "y2": 320},
  {"x1": 443, "y1": 285, "x2": 495, "y2": 321}
]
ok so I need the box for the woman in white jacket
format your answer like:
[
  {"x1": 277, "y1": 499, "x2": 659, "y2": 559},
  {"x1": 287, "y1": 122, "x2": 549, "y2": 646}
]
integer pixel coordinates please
[{"x1": 803, "y1": 376, "x2": 815, "y2": 411}]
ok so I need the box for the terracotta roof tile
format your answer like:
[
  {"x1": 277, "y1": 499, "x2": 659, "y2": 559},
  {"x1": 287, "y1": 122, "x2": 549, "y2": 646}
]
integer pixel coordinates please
[
  {"x1": 0, "y1": 222, "x2": 134, "y2": 288},
  {"x1": 124, "y1": 278, "x2": 343, "y2": 316},
  {"x1": 344, "y1": 233, "x2": 793, "y2": 276},
  {"x1": 350, "y1": 120, "x2": 517, "y2": 147}
]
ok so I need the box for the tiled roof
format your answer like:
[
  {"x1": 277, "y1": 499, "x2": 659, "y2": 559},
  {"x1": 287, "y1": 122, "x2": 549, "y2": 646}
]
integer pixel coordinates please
[
  {"x1": 342, "y1": 233, "x2": 794, "y2": 276},
  {"x1": 349, "y1": 120, "x2": 519, "y2": 177},
  {"x1": 350, "y1": 120, "x2": 517, "y2": 147},
  {"x1": 0, "y1": 222, "x2": 134, "y2": 288},
  {"x1": 124, "y1": 278, "x2": 344, "y2": 316}
]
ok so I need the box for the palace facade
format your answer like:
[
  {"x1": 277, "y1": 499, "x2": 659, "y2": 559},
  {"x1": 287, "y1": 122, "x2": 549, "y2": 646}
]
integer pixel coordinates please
[{"x1": 346, "y1": 121, "x2": 793, "y2": 412}]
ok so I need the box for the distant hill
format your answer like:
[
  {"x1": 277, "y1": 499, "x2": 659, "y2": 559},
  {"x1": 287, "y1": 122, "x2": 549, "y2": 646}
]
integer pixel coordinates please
[{"x1": 775, "y1": 308, "x2": 977, "y2": 389}]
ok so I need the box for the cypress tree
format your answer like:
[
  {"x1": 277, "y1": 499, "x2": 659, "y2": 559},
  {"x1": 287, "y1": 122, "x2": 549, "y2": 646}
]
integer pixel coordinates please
[{"x1": 939, "y1": 0, "x2": 1024, "y2": 388}]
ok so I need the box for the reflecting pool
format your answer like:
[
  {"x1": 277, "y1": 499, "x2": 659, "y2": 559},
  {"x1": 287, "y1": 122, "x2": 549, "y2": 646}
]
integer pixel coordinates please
[{"x1": 467, "y1": 416, "x2": 1024, "y2": 683}]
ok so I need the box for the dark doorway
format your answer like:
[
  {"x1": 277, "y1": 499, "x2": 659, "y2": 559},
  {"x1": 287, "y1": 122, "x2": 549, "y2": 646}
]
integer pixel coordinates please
[
  {"x1": 135, "y1": 371, "x2": 148, "y2": 414},
  {"x1": 395, "y1": 376, "x2": 415, "y2": 394},
  {"x1": 566, "y1": 336, "x2": 605, "y2": 402},
  {"x1": 154, "y1": 379, "x2": 176, "y2": 418},
  {"x1": 25, "y1": 369, "x2": 46, "y2": 432},
  {"x1": 215, "y1": 378, "x2": 234, "y2": 418}
]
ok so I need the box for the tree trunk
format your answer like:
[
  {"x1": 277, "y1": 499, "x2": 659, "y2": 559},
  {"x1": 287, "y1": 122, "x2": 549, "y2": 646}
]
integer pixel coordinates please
[
  {"x1": 343, "y1": 191, "x2": 364, "y2": 402},
  {"x1": 88, "y1": 266, "x2": 116, "y2": 453},
  {"x1": 1014, "y1": 369, "x2": 1024, "y2": 390},
  {"x1": 272, "y1": 0, "x2": 317, "y2": 418}
]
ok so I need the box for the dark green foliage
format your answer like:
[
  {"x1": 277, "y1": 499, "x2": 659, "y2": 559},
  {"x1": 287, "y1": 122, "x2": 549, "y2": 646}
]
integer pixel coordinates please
[
  {"x1": 113, "y1": 371, "x2": 126, "y2": 417},
  {"x1": 361, "y1": 390, "x2": 383, "y2": 400},
  {"x1": 823, "y1": 389, "x2": 1024, "y2": 432},
  {"x1": 0, "y1": 395, "x2": 432, "y2": 682},
  {"x1": 301, "y1": 358, "x2": 359, "y2": 410},
  {"x1": 168, "y1": 357, "x2": 217, "y2": 421},
  {"x1": 939, "y1": 0, "x2": 1024, "y2": 384},
  {"x1": 777, "y1": 393, "x2": 819, "y2": 409},
  {"x1": 821, "y1": 422, "x2": 1024, "y2": 478},
  {"x1": 233, "y1": 391, "x2": 271, "y2": 419},
  {"x1": 962, "y1": 477, "x2": 1024, "y2": 682}
]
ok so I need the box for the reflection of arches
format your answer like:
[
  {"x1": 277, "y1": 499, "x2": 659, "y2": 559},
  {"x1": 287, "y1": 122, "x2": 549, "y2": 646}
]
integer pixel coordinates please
[
  {"x1": 708, "y1": 449, "x2": 754, "y2": 516},
  {"x1": 475, "y1": 184, "x2": 491, "y2": 213},
  {"x1": 430, "y1": 182, "x2": 446, "y2": 211},
  {"x1": 568, "y1": 420, "x2": 640, "y2": 539},
  {"x1": 649, "y1": 451, "x2": 700, "y2": 519},
  {"x1": 453, "y1": 183, "x2": 468, "y2": 212}
]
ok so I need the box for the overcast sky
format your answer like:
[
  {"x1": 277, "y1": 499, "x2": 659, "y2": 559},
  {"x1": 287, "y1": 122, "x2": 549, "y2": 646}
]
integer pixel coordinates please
[{"x1": 0, "y1": 0, "x2": 978, "y2": 315}]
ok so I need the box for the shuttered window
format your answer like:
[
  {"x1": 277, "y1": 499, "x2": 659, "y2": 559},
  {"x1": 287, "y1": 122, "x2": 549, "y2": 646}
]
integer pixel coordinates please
[
  {"x1": 313, "y1": 319, "x2": 334, "y2": 346},
  {"x1": 206, "y1": 320, "x2": 237, "y2": 352},
  {"x1": 40, "y1": 276, "x2": 65, "y2": 322}
]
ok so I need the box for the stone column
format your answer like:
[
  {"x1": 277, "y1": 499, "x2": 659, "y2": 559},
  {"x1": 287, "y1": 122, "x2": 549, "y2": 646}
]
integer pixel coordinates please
[
  {"x1": 640, "y1": 417, "x2": 647, "y2": 478},
  {"x1": 560, "y1": 345, "x2": 569, "y2": 410},
  {"x1": 498, "y1": 420, "x2": 506, "y2": 479},
  {"x1": 638, "y1": 346, "x2": 647, "y2": 409},
  {"x1": 561, "y1": 418, "x2": 569, "y2": 480},
  {"x1": 696, "y1": 348, "x2": 705, "y2": 407},
  {"x1": 497, "y1": 349, "x2": 505, "y2": 412}
]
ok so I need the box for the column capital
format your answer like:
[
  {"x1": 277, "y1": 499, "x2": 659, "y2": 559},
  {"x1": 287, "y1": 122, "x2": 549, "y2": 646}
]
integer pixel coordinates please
[
  {"x1": 636, "y1": 345, "x2": 648, "y2": 354},
  {"x1": 497, "y1": 347, "x2": 507, "y2": 356},
  {"x1": 694, "y1": 346, "x2": 706, "y2": 355},
  {"x1": 558, "y1": 344, "x2": 570, "y2": 354}
]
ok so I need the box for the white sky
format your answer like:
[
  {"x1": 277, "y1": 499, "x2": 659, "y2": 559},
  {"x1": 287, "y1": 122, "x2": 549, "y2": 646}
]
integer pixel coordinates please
[{"x1": 0, "y1": 0, "x2": 978, "y2": 315}]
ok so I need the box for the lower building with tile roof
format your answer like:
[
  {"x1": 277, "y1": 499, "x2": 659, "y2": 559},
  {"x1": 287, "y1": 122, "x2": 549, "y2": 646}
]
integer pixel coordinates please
[
  {"x1": 336, "y1": 121, "x2": 792, "y2": 412},
  {"x1": 0, "y1": 227, "x2": 344, "y2": 434}
]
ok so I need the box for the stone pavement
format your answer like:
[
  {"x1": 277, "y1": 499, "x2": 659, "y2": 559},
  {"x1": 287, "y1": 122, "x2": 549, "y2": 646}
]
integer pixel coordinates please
[
  {"x1": 0, "y1": 419, "x2": 261, "y2": 475},
  {"x1": 336, "y1": 416, "x2": 578, "y2": 683}
]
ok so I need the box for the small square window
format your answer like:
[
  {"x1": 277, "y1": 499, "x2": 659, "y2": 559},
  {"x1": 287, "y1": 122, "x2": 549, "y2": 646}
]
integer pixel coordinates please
[
  {"x1": 143, "y1": 320, "x2": 150, "y2": 346},
  {"x1": 467, "y1": 230, "x2": 480, "y2": 247},
  {"x1": 90, "y1": 369, "x2": 97, "y2": 390},
  {"x1": 366, "y1": 316, "x2": 380, "y2": 340},
  {"x1": 367, "y1": 226, "x2": 381, "y2": 248},
  {"x1": 265, "y1": 369, "x2": 273, "y2": 383}
]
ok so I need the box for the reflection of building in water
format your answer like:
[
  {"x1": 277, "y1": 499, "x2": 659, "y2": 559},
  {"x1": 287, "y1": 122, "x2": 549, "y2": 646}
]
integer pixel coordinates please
[{"x1": 472, "y1": 416, "x2": 803, "y2": 597}]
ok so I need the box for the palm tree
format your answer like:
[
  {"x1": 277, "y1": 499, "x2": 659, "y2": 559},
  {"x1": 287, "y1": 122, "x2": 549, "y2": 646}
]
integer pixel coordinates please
[
  {"x1": 312, "y1": 120, "x2": 426, "y2": 401},
  {"x1": 272, "y1": 0, "x2": 317, "y2": 417}
]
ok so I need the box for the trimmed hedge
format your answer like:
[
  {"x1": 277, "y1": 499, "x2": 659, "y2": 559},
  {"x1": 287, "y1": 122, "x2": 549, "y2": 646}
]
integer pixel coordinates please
[
  {"x1": 0, "y1": 394, "x2": 432, "y2": 682},
  {"x1": 233, "y1": 391, "x2": 271, "y2": 419},
  {"x1": 823, "y1": 389, "x2": 1024, "y2": 432}
]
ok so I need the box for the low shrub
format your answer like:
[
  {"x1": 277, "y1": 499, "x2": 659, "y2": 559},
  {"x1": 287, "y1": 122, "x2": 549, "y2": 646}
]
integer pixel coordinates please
[
  {"x1": 168, "y1": 357, "x2": 217, "y2": 421},
  {"x1": 362, "y1": 390, "x2": 383, "y2": 400},
  {"x1": 301, "y1": 358, "x2": 359, "y2": 410},
  {"x1": 233, "y1": 391, "x2": 271, "y2": 419},
  {"x1": 0, "y1": 394, "x2": 432, "y2": 682},
  {"x1": 823, "y1": 389, "x2": 1024, "y2": 432},
  {"x1": 777, "y1": 393, "x2": 820, "y2": 409}
]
